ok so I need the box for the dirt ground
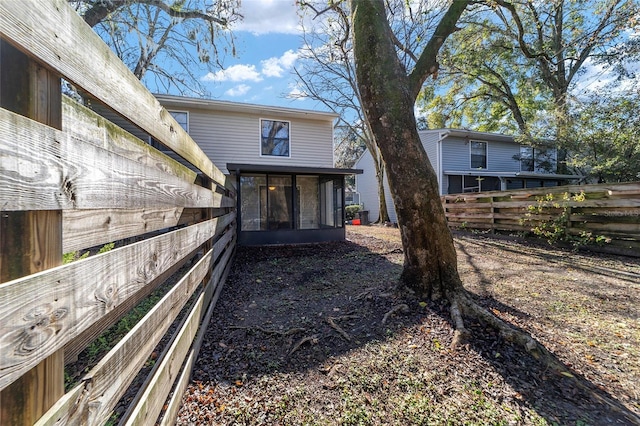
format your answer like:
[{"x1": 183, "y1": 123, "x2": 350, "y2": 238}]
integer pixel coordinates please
[{"x1": 175, "y1": 225, "x2": 640, "y2": 425}]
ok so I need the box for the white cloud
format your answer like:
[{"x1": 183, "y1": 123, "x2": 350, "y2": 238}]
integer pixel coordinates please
[
  {"x1": 287, "y1": 84, "x2": 307, "y2": 100},
  {"x1": 232, "y1": 0, "x2": 306, "y2": 35},
  {"x1": 201, "y1": 64, "x2": 262, "y2": 82},
  {"x1": 261, "y1": 50, "x2": 299, "y2": 77},
  {"x1": 225, "y1": 84, "x2": 251, "y2": 97}
]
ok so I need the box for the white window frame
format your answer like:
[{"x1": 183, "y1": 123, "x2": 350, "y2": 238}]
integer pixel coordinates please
[
  {"x1": 259, "y1": 118, "x2": 292, "y2": 158},
  {"x1": 469, "y1": 140, "x2": 488, "y2": 169}
]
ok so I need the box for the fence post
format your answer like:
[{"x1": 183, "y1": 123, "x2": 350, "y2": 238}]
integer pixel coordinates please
[{"x1": 0, "y1": 39, "x2": 64, "y2": 425}]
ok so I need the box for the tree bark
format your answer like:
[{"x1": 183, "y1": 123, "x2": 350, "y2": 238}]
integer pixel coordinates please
[
  {"x1": 372, "y1": 150, "x2": 390, "y2": 223},
  {"x1": 351, "y1": 0, "x2": 466, "y2": 300}
]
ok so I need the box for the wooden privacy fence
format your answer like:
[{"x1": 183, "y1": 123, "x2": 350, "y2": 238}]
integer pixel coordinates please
[
  {"x1": 441, "y1": 182, "x2": 640, "y2": 255},
  {"x1": 0, "y1": 1, "x2": 236, "y2": 424}
]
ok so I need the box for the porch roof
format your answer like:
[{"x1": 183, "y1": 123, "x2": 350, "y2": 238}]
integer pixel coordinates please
[
  {"x1": 443, "y1": 170, "x2": 582, "y2": 180},
  {"x1": 227, "y1": 163, "x2": 363, "y2": 176}
]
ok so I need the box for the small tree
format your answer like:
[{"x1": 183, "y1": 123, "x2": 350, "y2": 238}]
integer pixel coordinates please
[{"x1": 294, "y1": 4, "x2": 390, "y2": 222}]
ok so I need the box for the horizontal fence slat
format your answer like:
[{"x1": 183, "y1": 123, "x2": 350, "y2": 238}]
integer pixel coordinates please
[
  {"x1": 35, "y1": 232, "x2": 232, "y2": 426},
  {"x1": 0, "y1": 107, "x2": 234, "y2": 211},
  {"x1": 63, "y1": 208, "x2": 184, "y2": 253},
  {"x1": 443, "y1": 182, "x2": 640, "y2": 255},
  {"x1": 0, "y1": 0, "x2": 227, "y2": 186},
  {"x1": 160, "y1": 247, "x2": 234, "y2": 426},
  {"x1": 62, "y1": 96, "x2": 197, "y2": 183},
  {"x1": 0, "y1": 213, "x2": 235, "y2": 391}
]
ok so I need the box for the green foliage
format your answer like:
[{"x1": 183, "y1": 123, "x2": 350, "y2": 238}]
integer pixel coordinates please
[
  {"x1": 521, "y1": 191, "x2": 610, "y2": 249},
  {"x1": 569, "y1": 93, "x2": 640, "y2": 183},
  {"x1": 63, "y1": 242, "x2": 115, "y2": 264},
  {"x1": 346, "y1": 205, "x2": 361, "y2": 221}
]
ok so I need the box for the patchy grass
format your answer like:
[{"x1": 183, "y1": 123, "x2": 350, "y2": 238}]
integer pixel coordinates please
[{"x1": 176, "y1": 225, "x2": 640, "y2": 425}]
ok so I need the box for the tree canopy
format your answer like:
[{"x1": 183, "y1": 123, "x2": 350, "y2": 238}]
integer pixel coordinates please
[
  {"x1": 421, "y1": 0, "x2": 639, "y2": 147},
  {"x1": 70, "y1": 0, "x2": 241, "y2": 95}
]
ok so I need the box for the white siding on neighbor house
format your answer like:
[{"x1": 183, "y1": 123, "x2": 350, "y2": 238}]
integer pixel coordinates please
[
  {"x1": 177, "y1": 107, "x2": 334, "y2": 174},
  {"x1": 419, "y1": 131, "x2": 440, "y2": 175},
  {"x1": 355, "y1": 150, "x2": 379, "y2": 221},
  {"x1": 487, "y1": 140, "x2": 521, "y2": 172},
  {"x1": 441, "y1": 136, "x2": 474, "y2": 171},
  {"x1": 354, "y1": 150, "x2": 398, "y2": 223}
]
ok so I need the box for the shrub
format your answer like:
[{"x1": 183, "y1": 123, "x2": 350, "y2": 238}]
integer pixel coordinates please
[
  {"x1": 346, "y1": 205, "x2": 361, "y2": 221},
  {"x1": 521, "y1": 191, "x2": 609, "y2": 249}
]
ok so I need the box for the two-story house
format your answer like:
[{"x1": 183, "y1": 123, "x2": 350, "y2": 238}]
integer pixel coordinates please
[
  {"x1": 355, "y1": 128, "x2": 581, "y2": 223},
  {"x1": 92, "y1": 94, "x2": 361, "y2": 245}
]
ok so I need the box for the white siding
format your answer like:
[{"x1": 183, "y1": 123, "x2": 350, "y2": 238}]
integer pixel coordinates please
[
  {"x1": 441, "y1": 136, "x2": 472, "y2": 171},
  {"x1": 354, "y1": 150, "x2": 397, "y2": 223},
  {"x1": 488, "y1": 140, "x2": 520, "y2": 172},
  {"x1": 355, "y1": 150, "x2": 379, "y2": 221},
  {"x1": 187, "y1": 108, "x2": 334, "y2": 174}
]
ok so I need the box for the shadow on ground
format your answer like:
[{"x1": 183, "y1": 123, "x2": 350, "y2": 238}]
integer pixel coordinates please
[{"x1": 177, "y1": 231, "x2": 639, "y2": 425}]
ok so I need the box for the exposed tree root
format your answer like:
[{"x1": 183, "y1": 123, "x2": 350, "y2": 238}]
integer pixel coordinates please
[
  {"x1": 326, "y1": 315, "x2": 359, "y2": 341},
  {"x1": 446, "y1": 289, "x2": 640, "y2": 424},
  {"x1": 381, "y1": 303, "x2": 409, "y2": 324},
  {"x1": 289, "y1": 334, "x2": 318, "y2": 356}
]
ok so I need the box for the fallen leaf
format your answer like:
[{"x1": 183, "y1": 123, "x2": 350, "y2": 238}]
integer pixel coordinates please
[{"x1": 561, "y1": 371, "x2": 575, "y2": 378}]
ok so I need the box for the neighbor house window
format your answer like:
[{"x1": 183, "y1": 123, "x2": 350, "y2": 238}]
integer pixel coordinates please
[
  {"x1": 150, "y1": 110, "x2": 189, "y2": 151},
  {"x1": 470, "y1": 141, "x2": 487, "y2": 169},
  {"x1": 169, "y1": 110, "x2": 188, "y2": 132},
  {"x1": 261, "y1": 119, "x2": 290, "y2": 157},
  {"x1": 520, "y1": 146, "x2": 557, "y2": 172},
  {"x1": 520, "y1": 146, "x2": 534, "y2": 172}
]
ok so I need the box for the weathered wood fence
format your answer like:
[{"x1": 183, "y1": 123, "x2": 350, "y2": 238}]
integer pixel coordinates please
[
  {"x1": 0, "y1": 1, "x2": 236, "y2": 424},
  {"x1": 442, "y1": 182, "x2": 640, "y2": 255}
]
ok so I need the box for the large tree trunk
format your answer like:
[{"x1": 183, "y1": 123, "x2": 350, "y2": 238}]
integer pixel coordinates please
[{"x1": 351, "y1": 0, "x2": 464, "y2": 300}]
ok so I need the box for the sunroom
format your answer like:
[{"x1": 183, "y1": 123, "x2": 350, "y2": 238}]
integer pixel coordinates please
[{"x1": 228, "y1": 164, "x2": 362, "y2": 246}]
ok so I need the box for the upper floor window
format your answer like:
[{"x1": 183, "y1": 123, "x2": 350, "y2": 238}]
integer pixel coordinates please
[
  {"x1": 520, "y1": 146, "x2": 534, "y2": 171},
  {"x1": 169, "y1": 110, "x2": 188, "y2": 132},
  {"x1": 261, "y1": 119, "x2": 290, "y2": 157},
  {"x1": 470, "y1": 140, "x2": 487, "y2": 169},
  {"x1": 520, "y1": 146, "x2": 557, "y2": 173}
]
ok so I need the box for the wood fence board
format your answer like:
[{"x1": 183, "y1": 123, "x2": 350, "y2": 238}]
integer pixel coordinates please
[
  {"x1": 35, "y1": 243, "x2": 215, "y2": 426},
  {"x1": 62, "y1": 208, "x2": 184, "y2": 253},
  {"x1": 0, "y1": 107, "x2": 234, "y2": 211},
  {"x1": 0, "y1": 213, "x2": 234, "y2": 391},
  {"x1": 0, "y1": 0, "x2": 228, "y2": 187},
  {"x1": 159, "y1": 242, "x2": 234, "y2": 426},
  {"x1": 124, "y1": 293, "x2": 206, "y2": 426},
  {"x1": 62, "y1": 96, "x2": 197, "y2": 183}
]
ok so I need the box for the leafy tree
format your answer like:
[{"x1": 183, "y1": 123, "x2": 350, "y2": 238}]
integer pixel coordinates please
[
  {"x1": 343, "y1": 0, "x2": 537, "y2": 355},
  {"x1": 422, "y1": 0, "x2": 638, "y2": 167},
  {"x1": 69, "y1": 0, "x2": 241, "y2": 95},
  {"x1": 570, "y1": 93, "x2": 640, "y2": 182}
]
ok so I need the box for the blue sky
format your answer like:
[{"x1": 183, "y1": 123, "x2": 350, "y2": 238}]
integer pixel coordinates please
[
  {"x1": 189, "y1": 1, "x2": 638, "y2": 112},
  {"x1": 199, "y1": 1, "x2": 318, "y2": 110}
]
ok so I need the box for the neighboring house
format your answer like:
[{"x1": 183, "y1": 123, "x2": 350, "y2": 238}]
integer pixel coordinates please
[
  {"x1": 92, "y1": 94, "x2": 361, "y2": 245},
  {"x1": 355, "y1": 128, "x2": 581, "y2": 223}
]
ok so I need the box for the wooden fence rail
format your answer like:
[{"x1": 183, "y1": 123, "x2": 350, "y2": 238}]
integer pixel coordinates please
[
  {"x1": 441, "y1": 181, "x2": 640, "y2": 256},
  {"x1": 0, "y1": 0, "x2": 236, "y2": 424}
]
